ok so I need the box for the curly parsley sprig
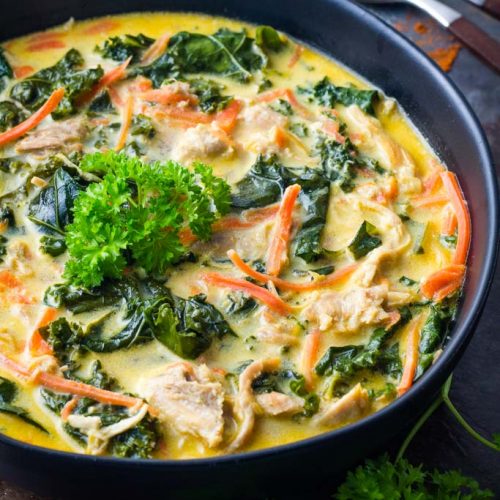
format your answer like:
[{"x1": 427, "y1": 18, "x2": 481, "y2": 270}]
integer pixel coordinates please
[{"x1": 64, "y1": 152, "x2": 230, "y2": 287}]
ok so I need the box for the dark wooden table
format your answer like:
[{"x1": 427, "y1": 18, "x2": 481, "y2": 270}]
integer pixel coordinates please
[{"x1": 1, "y1": 2, "x2": 499, "y2": 498}]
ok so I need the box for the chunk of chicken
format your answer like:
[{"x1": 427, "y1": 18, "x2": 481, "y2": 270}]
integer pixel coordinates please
[
  {"x1": 172, "y1": 123, "x2": 234, "y2": 162},
  {"x1": 314, "y1": 384, "x2": 370, "y2": 427},
  {"x1": 228, "y1": 358, "x2": 280, "y2": 451},
  {"x1": 16, "y1": 117, "x2": 87, "y2": 154},
  {"x1": 256, "y1": 391, "x2": 303, "y2": 416},
  {"x1": 139, "y1": 362, "x2": 225, "y2": 448},
  {"x1": 301, "y1": 284, "x2": 390, "y2": 334},
  {"x1": 255, "y1": 310, "x2": 300, "y2": 345},
  {"x1": 339, "y1": 105, "x2": 421, "y2": 195}
]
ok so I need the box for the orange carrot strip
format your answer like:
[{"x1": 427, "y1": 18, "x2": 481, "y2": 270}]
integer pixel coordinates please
[
  {"x1": 440, "y1": 171, "x2": 471, "y2": 266},
  {"x1": 0, "y1": 270, "x2": 23, "y2": 288},
  {"x1": 273, "y1": 126, "x2": 288, "y2": 149},
  {"x1": 411, "y1": 194, "x2": 448, "y2": 208},
  {"x1": 27, "y1": 40, "x2": 66, "y2": 52},
  {"x1": 421, "y1": 264, "x2": 465, "y2": 302},
  {"x1": 227, "y1": 249, "x2": 358, "y2": 291},
  {"x1": 27, "y1": 307, "x2": 57, "y2": 356},
  {"x1": 140, "y1": 88, "x2": 198, "y2": 106},
  {"x1": 442, "y1": 204, "x2": 458, "y2": 236},
  {"x1": 256, "y1": 88, "x2": 312, "y2": 118},
  {"x1": 266, "y1": 184, "x2": 301, "y2": 276},
  {"x1": 397, "y1": 317, "x2": 422, "y2": 396},
  {"x1": 0, "y1": 88, "x2": 65, "y2": 147},
  {"x1": 203, "y1": 272, "x2": 292, "y2": 315},
  {"x1": 79, "y1": 58, "x2": 131, "y2": 106},
  {"x1": 13, "y1": 65, "x2": 34, "y2": 79},
  {"x1": 141, "y1": 32, "x2": 170, "y2": 64},
  {"x1": 83, "y1": 20, "x2": 120, "y2": 35},
  {"x1": 153, "y1": 105, "x2": 211, "y2": 124},
  {"x1": 115, "y1": 94, "x2": 134, "y2": 151},
  {"x1": 288, "y1": 44, "x2": 304, "y2": 68},
  {"x1": 60, "y1": 396, "x2": 80, "y2": 422},
  {"x1": 214, "y1": 99, "x2": 242, "y2": 134},
  {"x1": 324, "y1": 118, "x2": 345, "y2": 144},
  {"x1": 301, "y1": 330, "x2": 320, "y2": 390}
]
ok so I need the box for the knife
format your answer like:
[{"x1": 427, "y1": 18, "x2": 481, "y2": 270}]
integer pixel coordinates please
[{"x1": 466, "y1": 0, "x2": 500, "y2": 20}]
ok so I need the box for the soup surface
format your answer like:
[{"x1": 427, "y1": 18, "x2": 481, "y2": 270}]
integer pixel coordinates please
[{"x1": 0, "y1": 12, "x2": 470, "y2": 459}]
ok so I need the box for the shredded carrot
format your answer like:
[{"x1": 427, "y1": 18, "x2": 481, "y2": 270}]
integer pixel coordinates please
[
  {"x1": 256, "y1": 88, "x2": 312, "y2": 119},
  {"x1": 0, "y1": 88, "x2": 65, "y2": 148},
  {"x1": 141, "y1": 32, "x2": 171, "y2": 64},
  {"x1": 397, "y1": 317, "x2": 422, "y2": 396},
  {"x1": 288, "y1": 44, "x2": 304, "y2": 68},
  {"x1": 0, "y1": 352, "x2": 143, "y2": 408},
  {"x1": 13, "y1": 65, "x2": 34, "y2": 79},
  {"x1": 129, "y1": 76, "x2": 153, "y2": 93},
  {"x1": 27, "y1": 40, "x2": 66, "y2": 52},
  {"x1": 27, "y1": 32, "x2": 64, "y2": 44},
  {"x1": 411, "y1": 194, "x2": 448, "y2": 208},
  {"x1": 227, "y1": 249, "x2": 358, "y2": 292},
  {"x1": 273, "y1": 126, "x2": 288, "y2": 149},
  {"x1": 83, "y1": 20, "x2": 120, "y2": 35},
  {"x1": 202, "y1": 272, "x2": 292, "y2": 315},
  {"x1": 80, "y1": 58, "x2": 131, "y2": 106},
  {"x1": 60, "y1": 396, "x2": 80, "y2": 422},
  {"x1": 421, "y1": 264, "x2": 465, "y2": 302},
  {"x1": 440, "y1": 172, "x2": 471, "y2": 265},
  {"x1": 152, "y1": 105, "x2": 211, "y2": 125},
  {"x1": 140, "y1": 88, "x2": 198, "y2": 106},
  {"x1": 214, "y1": 99, "x2": 242, "y2": 134},
  {"x1": 441, "y1": 204, "x2": 458, "y2": 236},
  {"x1": 0, "y1": 270, "x2": 23, "y2": 288},
  {"x1": 115, "y1": 94, "x2": 134, "y2": 151},
  {"x1": 108, "y1": 87, "x2": 124, "y2": 108},
  {"x1": 383, "y1": 176, "x2": 399, "y2": 202},
  {"x1": 27, "y1": 307, "x2": 57, "y2": 356},
  {"x1": 323, "y1": 118, "x2": 345, "y2": 144},
  {"x1": 301, "y1": 330, "x2": 320, "y2": 390},
  {"x1": 266, "y1": 184, "x2": 301, "y2": 276}
]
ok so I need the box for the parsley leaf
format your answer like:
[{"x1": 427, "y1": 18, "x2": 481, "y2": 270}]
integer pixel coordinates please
[{"x1": 64, "y1": 152, "x2": 230, "y2": 287}]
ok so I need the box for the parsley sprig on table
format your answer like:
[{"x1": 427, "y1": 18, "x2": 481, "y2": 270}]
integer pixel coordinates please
[
  {"x1": 335, "y1": 376, "x2": 498, "y2": 498},
  {"x1": 64, "y1": 152, "x2": 230, "y2": 287}
]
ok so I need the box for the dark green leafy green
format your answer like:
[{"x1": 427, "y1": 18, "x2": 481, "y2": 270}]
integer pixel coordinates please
[
  {"x1": 133, "y1": 28, "x2": 266, "y2": 86},
  {"x1": 231, "y1": 154, "x2": 330, "y2": 262},
  {"x1": 255, "y1": 26, "x2": 286, "y2": 52},
  {"x1": 0, "y1": 234, "x2": 6, "y2": 262},
  {"x1": 63, "y1": 152, "x2": 230, "y2": 287},
  {"x1": 28, "y1": 168, "x2": 86, "y2": 242},
  {"x1": 0, "y1": 377, "x2": 47, "y2": 432},
  {"x1": 130, "y1": 113, "x2": 155, "y2": 138},
  {"x1": 310, "y1": 76, "x2": 379, "y2": 115},
  {"x1": 348, "y1": 221, "x2": 382, "y2": 260},
  {"x1": 40, "y1": 235, "x2": 67, "y2": 256},
  {"x1": 0, "y1": 101, "x2": 27, "y2": 132},
  {"x1": 187, "y1": 78, "x2": 232, "y2": 113},
  {"x1": 96, "y1": 33, "x2": 154, "y2": 63},
  {"x1": 10, "y1": 49, "x2": 103, "y2": 119},
  {"x1": 0, "y1": 48, "x2": 13, "y2": 92},
  {"x1": 225, "y1": 291, "x2": 258, "y2": 316},
  {"x1": 269, "y1": 98, "x2": 293, "y2": 116},
  {"x1": 88, "y1": 91, "x2": 116, "y2": 115},
  {"x1": 399, "y1": 276, "x2": 417, "y2": 287}
]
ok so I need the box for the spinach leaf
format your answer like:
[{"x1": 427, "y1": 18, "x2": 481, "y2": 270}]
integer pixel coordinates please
[
  {"x1": 187, "y1": 78, "x2": 232, "y2": 113},
  {"x1": 225, "y1": 291, "x2": 258, "y2": 316},
  {"x1": 130, "y1": 113, "x2": 155, "y2": 138},
  {"x1": 376, "y1": 343, "x2": 402, "y2": 378},
  {"x1": 0, "y1": 101, "x2": 27, "y2": 132},
  {"x1": 152, "y1": 294, "x2": 235, "y2": 359},
  {"x1": 348, "y1": 221, "x2": 382, "y2": 260},
  {"x1": 40, "y1": 235, "x2": 67, "y2": 256},
  {"x1": 0, "y1": 48, "x2": 13, "y2": 92},
  {"x1": 316, "y1": 137, "x2": 358, "y2": 192},
  {"x1": 10, "y1": 49, "x2": 103, "y2": 119},
  {"x1": 255, "y1": 26, "x2": 286, "y2": 52},
  {"x1": 133, "y1": 28, "x2": 266, "y2": 86},
  {"x1": 0, "y1": 376, "x2": 47, "y2": 432},
  {"x1": 416, "y1": 302, "x2": 456, "y2": 378},
  {"x1": 315, "y1": 345, "x2": 360, "y2": 377},
  {"x1": 232, "y1": 154, "x2": 330, "y2": 262},
  {"x1": 96, "y1": 33, "x2": 154, "y2": 63},
  {"x1": 28, "y1": 168, "x2": 86, "y2": 244},
  {"x1": 311, "y1": 76, "x2": 379, "y2": 115},
  {"x1": 88, "y1": 90, "x2": 116, "y2": 115}
]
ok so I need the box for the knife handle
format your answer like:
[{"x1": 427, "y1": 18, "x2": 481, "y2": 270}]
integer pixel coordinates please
[
  {"x1": 483, "y1": 0, "x2": 500, "y2": 19},
  {"x1": 449, "y1": 17, "x2": 500, "y2": 73}
]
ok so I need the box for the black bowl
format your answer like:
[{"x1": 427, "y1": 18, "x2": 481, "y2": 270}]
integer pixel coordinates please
[{"x1": 0, "y1": 1, "x2": 498, "y2": 499}]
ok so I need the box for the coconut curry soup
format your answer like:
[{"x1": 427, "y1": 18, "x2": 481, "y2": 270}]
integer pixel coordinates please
[{"x1": 0, "y1": 12, "x2": 470, "y2": 459}]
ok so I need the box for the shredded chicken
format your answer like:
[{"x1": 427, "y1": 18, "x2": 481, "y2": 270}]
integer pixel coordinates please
[
  {"x1": 139, "y1": 362, "x2": 225, "y2": 448},
  {"x1": 256, "y1": 391, "x2": 303, "y2": 416},
  {"x1": 301, "y1": 284, "x2": 390, "y2": 334},
  {"x1": 172, "y1": 123, "x2": 234, "y2": 162},
  {"x1": 228, "y1": 358, "x2": 280, "y2": 451},
  {"x1": 314, "y1": 384, "x2": 370, "y2": 427},
  {"x1": 16, "y1": 117, "x2": 87, "y2": 154},
  {"x1": 255, "y1": 311, "x2": 300, "y2": 345}
]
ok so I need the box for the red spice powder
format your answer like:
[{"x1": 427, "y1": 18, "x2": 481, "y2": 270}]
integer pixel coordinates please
[{"x1": 428, "y1": 44, "x2": 461, "y2": 72}]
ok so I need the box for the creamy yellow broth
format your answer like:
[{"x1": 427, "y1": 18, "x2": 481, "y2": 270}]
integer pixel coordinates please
[{"x1": 0, "y1": 12, "x2": 467, "y2": 459}]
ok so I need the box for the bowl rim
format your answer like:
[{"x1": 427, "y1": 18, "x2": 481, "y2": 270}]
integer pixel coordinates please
[{"x1": 0, "y1": 0, "x2": 498, "y2": 469}]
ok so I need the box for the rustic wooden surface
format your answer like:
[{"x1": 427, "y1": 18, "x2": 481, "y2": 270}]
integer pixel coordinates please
[{"x1": 1, "y1": 2, "x2": 499, "y2": 498}]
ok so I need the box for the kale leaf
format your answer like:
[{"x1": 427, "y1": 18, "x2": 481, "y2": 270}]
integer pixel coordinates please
[
  {"x1": 0, "y1": 376, "x2": 47, "y2": 432},
  {"x1": 348, "y1": 221, "x2": 382, "y2": 260},
  {"x1": 231, "y1": 154, "x2": 330, "y2": 262},
  {"x1": 311, "y1": 76, "x2": 379, "y2": 115},
  {"x1": 88, "y1": 90, "x2": 116, "y2": 115},
  {"x1": 130, "y1": 113, "x2": 155, "y2": 138},
  {"x1": 0, "y1": 101, "x2": 27, "y2": 132},
  {"x1": 187, "y1": 78, "x2": 232, "y2": 113},
  {"x1": 0, "y1": 48, "x2": 13, "y2": 92},
  {"x1": 10, "y1": 49, "x2": 103, "y2": 119},
  {"x1": 96, "y1": 33, "x2": 154, "y2": 63}
]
